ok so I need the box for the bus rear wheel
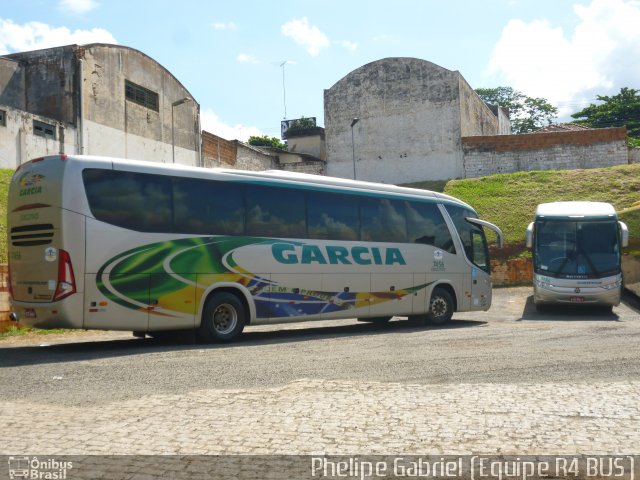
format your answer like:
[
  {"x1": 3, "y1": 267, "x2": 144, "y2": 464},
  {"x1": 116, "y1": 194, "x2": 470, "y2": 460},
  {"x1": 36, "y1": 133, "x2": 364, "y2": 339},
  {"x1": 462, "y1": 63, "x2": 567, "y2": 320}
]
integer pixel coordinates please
[
  {"x1": 426, "y1": 288, "x2": 454, "y2": 325},
  {"x1": 198, "y1": 292, "x2": 246, "y2": 343}
]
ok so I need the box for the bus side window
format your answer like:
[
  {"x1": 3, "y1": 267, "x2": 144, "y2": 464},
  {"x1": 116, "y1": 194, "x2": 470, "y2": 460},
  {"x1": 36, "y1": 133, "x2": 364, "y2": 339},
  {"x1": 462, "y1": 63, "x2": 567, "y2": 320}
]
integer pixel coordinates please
[
  {"x1": 406, "y1": 202, "x2": 456, "y2": 253},
  {"x1": 173, "y1": 178, "x2": 244, "y2": 235},
  {"x1": 245, "y1": 185, "x2": 306, "y2": 238},
  {"x1": 307, "y1": 191, "x2": 359, "y2": 241},
  {"x1": 83, "y1": 169, "x2": 172, "y2": 233},
  {"x1": 361, "y1": 198, "x2": 407, "y2": 243}
]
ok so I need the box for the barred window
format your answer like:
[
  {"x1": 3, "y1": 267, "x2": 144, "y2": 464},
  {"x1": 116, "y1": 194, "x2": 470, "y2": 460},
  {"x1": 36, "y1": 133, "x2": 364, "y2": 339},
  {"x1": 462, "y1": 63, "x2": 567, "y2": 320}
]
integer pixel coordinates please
[
  {"x1": 125, "y1": 80, "x2": 159, "y2": 111},
  {"x1": 33, "y1": 120, "x2": 55, "y2": 139}
]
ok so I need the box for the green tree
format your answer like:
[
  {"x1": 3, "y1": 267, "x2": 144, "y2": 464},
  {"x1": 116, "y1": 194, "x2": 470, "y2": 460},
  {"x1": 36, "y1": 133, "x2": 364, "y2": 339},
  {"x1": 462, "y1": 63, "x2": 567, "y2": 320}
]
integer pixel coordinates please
[
  {"x1": 571, "y1": 87, "x2": 640, "y2": 147},
  {"x1": 286, "y1": 116, "x2": 316, "y2": 134},
  {"x1": 475, "y1": 86, "x2": 558, "y2": 134},
  {"x1": 247, "y1": 135, "x2": 287, "y2": 150}
]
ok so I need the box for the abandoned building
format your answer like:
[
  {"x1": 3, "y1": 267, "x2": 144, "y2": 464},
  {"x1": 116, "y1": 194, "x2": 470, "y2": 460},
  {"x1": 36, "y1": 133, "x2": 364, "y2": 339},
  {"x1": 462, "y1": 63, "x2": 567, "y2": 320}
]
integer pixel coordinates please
[
  {"x1": 0, "y1": 47, "x2": 630, "y2": 182},
  {"x1": 323, "y1": 57, "x2": 629, "y2": 184},
  {"x1": 0, "y1": 44, "x2": 201, "y2": 169}
]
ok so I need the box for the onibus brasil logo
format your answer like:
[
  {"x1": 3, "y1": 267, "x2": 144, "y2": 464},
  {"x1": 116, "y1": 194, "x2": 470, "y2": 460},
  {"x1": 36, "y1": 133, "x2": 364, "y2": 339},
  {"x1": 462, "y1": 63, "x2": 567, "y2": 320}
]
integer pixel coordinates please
[{"x1": 8, "y1": 456, "x2": 73, "y2": 479}]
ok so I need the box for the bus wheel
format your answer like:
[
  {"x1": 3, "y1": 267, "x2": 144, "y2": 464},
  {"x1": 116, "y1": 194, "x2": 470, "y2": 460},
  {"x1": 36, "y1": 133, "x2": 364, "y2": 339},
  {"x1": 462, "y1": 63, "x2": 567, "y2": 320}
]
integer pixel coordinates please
[
  {"x1": 426, "y1": 288, "x2": 454, "y2": 325},
  {"x1": 199, "y1": 292, "x2": 246, "y2": 343}
]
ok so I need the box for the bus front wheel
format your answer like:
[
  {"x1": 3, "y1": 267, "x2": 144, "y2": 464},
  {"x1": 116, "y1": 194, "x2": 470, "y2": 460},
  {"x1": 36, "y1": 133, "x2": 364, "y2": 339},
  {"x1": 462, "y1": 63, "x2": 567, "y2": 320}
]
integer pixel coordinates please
[
  {"x1": 426, "y1": 288, "x2": 454, "y2": 325},
  {"x1": 199, "y1": 292, "x2": 246, "y2": 343}
]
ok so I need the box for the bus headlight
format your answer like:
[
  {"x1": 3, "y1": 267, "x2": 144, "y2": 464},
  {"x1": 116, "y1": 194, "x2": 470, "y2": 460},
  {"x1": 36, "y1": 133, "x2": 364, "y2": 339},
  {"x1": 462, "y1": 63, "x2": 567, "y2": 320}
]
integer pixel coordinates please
[
  {"x1": 600, "y1": 281, "x2": 621, "y2": 291},
  {"x1": 535, "y1": 278, "x2": 552, "y2": 289}
]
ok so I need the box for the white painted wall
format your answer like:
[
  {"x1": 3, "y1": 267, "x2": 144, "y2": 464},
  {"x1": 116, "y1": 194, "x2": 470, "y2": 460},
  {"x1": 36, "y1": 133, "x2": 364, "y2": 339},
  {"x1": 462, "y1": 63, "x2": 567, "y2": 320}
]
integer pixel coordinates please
[
  {"x1": 0, "y1": 106, "x2": 77, "y2": 168},
  {"x1": 83, "y1": 120, "x2": 198, "y2": 166}
]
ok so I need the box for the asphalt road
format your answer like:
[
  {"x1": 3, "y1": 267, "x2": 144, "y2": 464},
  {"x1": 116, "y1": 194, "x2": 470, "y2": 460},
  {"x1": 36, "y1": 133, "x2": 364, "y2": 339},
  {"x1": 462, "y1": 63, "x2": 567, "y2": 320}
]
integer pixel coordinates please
[{"x1": 2, "y1": 287, "x2": 640, "y2": 408}]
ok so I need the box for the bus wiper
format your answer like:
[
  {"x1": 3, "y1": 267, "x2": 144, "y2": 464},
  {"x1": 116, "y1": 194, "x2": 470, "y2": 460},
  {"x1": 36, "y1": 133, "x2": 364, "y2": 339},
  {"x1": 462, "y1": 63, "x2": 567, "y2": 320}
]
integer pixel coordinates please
[{"x1": 555, "y1": 255, "x2": 572, "y2": 275}]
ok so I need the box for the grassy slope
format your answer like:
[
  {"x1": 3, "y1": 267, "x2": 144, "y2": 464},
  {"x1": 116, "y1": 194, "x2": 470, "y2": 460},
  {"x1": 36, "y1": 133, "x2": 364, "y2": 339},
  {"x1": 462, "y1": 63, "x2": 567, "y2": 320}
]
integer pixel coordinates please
[
  {"x1": 0, "y1": 165, "x2": 639, "y2": 262},
  {"x1": 442, "y1": 164, "x2": 640, "y2": 256},
  {"x1": 0, "y1": 169, "x2": 12, "y2": 264}
]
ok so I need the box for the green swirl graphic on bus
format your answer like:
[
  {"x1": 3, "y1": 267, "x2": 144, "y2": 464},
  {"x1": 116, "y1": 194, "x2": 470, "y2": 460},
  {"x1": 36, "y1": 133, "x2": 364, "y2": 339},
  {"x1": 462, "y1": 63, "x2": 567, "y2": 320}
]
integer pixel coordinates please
[{"x1": 96, "y1": 236, "x2": 427, "y2": 319}]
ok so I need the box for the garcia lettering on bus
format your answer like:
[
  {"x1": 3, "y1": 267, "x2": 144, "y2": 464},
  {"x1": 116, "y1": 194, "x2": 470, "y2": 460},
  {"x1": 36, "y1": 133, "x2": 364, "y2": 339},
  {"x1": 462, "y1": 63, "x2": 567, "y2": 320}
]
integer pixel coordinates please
[{"x1": 272, "y1": 243, "x2": 406, "y2": 266}]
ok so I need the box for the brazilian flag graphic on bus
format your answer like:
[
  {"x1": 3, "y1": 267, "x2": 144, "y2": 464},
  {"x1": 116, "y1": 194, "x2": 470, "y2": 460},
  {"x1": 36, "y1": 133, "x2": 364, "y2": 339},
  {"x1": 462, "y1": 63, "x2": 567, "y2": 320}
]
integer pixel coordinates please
[{"x1": 96, "y1": 236, "x2": 429, "y2": 319}]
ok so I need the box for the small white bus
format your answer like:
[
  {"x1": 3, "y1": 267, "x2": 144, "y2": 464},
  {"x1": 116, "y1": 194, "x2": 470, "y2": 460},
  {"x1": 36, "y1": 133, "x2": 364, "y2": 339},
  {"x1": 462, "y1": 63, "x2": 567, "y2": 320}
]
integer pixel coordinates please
[
  {"x1": 526, "y1": 201, "x2": 629, "y2": 309},
  {"x1": 8, "y1": 155, "x2": 502, "y2": 342}
]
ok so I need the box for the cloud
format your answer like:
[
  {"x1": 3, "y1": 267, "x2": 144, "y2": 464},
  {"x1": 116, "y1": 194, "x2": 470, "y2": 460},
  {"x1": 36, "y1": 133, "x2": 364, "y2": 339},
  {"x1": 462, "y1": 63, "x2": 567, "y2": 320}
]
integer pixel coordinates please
[
  {"x1": 237, "y1": 53, "x2": 259, "y2": 64},
  {"x1": 58, "y1": 0, "x2": 99, "y2": 14},
  {"x1": 0, "y1": 18, "x2": 117, "y2": 54},
  {"x1": 281, "y1": 17, "x2": 330, "y2": 56},
  {"x1": 212, "y1": 21, "x2": 237, "y2": 31},
  {"x1": 487, "y1": 0, "x2": 640, "y2": 116},
  {"x1": 339, "y1": 40, "x2": 358, "y2": 52},
  {"x1": 200, "y1": 109, "x2": 263, "y2": 142}
]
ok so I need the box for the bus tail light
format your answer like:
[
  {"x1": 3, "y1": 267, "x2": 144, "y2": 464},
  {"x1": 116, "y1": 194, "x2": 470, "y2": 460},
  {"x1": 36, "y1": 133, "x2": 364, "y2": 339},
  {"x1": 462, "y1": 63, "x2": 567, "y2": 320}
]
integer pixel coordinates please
[{"x1": 54, "y1": 250, "x2": 77, "y2": 301}]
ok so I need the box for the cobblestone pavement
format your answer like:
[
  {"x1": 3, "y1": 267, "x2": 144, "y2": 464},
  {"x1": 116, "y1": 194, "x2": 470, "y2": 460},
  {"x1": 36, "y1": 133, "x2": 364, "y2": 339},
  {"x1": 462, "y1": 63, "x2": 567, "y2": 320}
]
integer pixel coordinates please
[
  {"x1": 2, "y1": 287, "x2": 640, "y2": 457},
  {"x1": 3, "y1": 378, "x2": 639, "y2": 455}
]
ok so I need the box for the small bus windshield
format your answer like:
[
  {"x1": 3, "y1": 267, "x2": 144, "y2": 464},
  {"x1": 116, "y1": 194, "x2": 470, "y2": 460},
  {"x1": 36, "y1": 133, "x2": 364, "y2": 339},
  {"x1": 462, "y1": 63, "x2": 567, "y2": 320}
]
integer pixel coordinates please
[{"x1": 535, "y1": 220, "x2": 620, "y2": 277}]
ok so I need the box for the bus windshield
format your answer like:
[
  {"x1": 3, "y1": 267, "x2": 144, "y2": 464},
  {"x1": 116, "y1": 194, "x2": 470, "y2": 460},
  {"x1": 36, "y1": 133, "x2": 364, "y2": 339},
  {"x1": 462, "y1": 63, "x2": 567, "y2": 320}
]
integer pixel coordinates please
[{"x1": 534, "y1": 220, "x2": 620, "y2": 278}]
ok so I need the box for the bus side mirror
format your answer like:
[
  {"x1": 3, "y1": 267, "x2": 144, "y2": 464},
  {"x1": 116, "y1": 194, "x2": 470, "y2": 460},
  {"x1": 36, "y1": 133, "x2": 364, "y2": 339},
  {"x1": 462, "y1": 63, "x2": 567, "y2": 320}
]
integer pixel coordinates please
[
  {"x1": 525, "y1": 222, "x2": 534, "y2": 249},
  {"x1": 619, "y1": 221, "x2": 629, "y2": 248}
]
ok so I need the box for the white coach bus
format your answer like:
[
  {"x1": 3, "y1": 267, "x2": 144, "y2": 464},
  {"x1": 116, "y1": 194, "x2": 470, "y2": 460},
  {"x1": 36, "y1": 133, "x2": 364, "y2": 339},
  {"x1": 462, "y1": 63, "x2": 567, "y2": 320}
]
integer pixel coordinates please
[
  {"x1": 8, "y1": 155, "x2": 502, "y2": 342},
  {"x1": 526, "y1": 201, "x2": 629, "y2": 310}
]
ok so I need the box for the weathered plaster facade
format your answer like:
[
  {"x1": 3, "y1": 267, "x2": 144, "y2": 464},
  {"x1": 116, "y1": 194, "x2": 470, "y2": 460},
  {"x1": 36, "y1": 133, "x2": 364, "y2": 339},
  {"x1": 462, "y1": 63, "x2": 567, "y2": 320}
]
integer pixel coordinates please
[
  {"x1": 324, "y1": 58, "x2": 506, "y2": 184},
  {"x1": 0, "y1": 44, "x2": 200, "y2": 169},
  {"x1": 0, "y1": 105, "x2": 77, "y2": 165},
  {"x1": 202, "y1": 130, "x2": 324, "y2": 174},
  {"x1": 285, "y1": 127, "x2": 326, "y2": 161}
]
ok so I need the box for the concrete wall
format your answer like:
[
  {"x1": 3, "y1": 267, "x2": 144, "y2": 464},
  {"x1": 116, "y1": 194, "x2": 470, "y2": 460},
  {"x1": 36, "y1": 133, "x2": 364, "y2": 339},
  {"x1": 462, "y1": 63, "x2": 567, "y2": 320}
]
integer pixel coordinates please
[
  {"x1": 324, "y1": 58, "x2": 467, "y2": 184},
  {"x1": 458, "y1": 76, "x2": 501, "y2": 137},
  {"x1": 78, "y1": 44, "x2": 199, "y2": 165},
  {"x1": 1, "y1": 44, "x2": 200, "y2": 167},
  {"x1": 462, "y1": 128, "x2": 628, "y2": 178},
  {"x1": 0, "y1": 106, "x2": 77, "y2": 168},
  {"x1": 286, "y1": 128, "x2": 325, "y2": 161},
  {"x1": 1, "y1": 46, "x2": 77, "y2": 124},
  {"x1": 277, "y1": 151, "x2": 325, "y2": 175},
  {"x1": 630, "y1": 149, "x2": 640, "y2": 164},
  {"x1": 235, "y1": 143, "x2": 275, "y2": 171},
  {"x1": 0, "y1": 57, "x2": 26, "y2": 110}
]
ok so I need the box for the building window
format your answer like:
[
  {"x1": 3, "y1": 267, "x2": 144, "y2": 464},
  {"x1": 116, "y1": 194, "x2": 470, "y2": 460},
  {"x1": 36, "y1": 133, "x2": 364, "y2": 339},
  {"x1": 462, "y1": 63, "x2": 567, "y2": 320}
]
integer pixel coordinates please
[
  {"x1": 33, "y1": 120, "x2": 56, "y2": 140},
  {"x1": 125, "y1": 80, "x2": 159, "y2": 111},
  {"x1": 0, "y1": 109, "x2": 6, "y2": 126}
]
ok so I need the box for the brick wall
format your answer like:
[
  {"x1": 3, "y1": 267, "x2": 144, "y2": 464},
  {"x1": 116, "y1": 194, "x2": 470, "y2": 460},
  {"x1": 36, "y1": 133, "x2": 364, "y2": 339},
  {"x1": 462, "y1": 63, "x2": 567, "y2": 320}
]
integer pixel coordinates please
[
  {"x1": 0, "y1": 264, "x2": 12, "y2": 331},
  {"x1": 202, "y1": 131, "x2": 237, "y2": 167},
  {"x1": 491, "y1": 258, "x2": 533, "y2": 286},
  {"x1": 462, "y1": 128, "x2": 628, "y2": 178}
]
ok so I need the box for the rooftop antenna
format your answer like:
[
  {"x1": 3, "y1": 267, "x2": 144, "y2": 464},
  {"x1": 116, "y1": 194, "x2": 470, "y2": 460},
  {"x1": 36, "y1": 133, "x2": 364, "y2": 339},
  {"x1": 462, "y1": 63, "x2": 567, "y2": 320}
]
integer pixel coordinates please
[{"x1": 279, "y1": 61, "x2": 288, "y2": 119}]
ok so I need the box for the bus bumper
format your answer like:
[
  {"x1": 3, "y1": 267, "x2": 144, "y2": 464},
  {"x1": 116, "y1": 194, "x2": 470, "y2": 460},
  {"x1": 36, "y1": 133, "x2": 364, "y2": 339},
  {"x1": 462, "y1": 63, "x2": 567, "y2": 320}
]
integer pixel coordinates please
[
  {"x1": 533, "y1": 278, "x2": 622, "y2": 307},
  {"x1": 10, "y1": 294, "x2": 85, "y2": 329}
]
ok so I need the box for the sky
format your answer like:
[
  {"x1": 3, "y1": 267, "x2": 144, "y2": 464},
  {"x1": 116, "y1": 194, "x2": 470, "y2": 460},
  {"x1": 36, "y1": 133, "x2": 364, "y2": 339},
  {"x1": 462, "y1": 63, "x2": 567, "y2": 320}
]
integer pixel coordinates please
[{"x1": 1, "y1": 0, "x2": 640, "y2": 141}]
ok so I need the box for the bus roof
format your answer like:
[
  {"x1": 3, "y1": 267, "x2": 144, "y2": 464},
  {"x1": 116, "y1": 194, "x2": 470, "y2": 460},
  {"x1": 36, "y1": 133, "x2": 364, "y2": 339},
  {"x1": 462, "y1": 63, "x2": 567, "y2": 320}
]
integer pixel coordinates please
[
  {"x1": 33, "y1": 154, "x2": 474, "y2": 210},
  {"x1": 535, "y1": 201, "x2": 617, "y2": 219}
]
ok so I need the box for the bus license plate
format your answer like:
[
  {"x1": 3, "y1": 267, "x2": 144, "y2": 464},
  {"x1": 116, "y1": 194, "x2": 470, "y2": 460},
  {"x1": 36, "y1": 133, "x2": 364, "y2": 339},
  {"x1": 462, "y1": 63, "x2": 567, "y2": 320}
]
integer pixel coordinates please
[
  {"x1": 569, "y1": 296, "x2": 585, "y2": 303},
  {"x1": 25, "y1": 309, "x2": 36, "y2": 318}
]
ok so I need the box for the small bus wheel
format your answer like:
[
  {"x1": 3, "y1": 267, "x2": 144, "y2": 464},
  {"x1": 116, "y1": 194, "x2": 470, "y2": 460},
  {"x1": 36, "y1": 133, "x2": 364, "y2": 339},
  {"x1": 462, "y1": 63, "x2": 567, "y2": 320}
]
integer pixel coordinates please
[
  {"x1": 426, "y1": 288, "x2": 454, "y2": 325},
  {"x1": 199, "y1": 292, "x2": 246, "y2": 343}
]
